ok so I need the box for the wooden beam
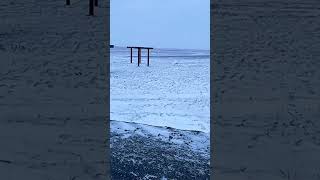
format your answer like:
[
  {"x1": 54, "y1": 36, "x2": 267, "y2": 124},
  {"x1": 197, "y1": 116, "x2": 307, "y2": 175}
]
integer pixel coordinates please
[{"x1": 127, "y1": 46, "x2": 153, "y2": 50}]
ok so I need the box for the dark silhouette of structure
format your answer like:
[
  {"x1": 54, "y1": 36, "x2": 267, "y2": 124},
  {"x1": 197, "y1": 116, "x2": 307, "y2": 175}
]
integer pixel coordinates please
[
  {"x1": 89, "y1": 0, "x2": 94, "y2": 15},
  {"x1": 127, "y1": 46, "x2": 153, "y2": 66},
  {"x1": 65, "y1": 0, "x2": 97, "y2": 16}
]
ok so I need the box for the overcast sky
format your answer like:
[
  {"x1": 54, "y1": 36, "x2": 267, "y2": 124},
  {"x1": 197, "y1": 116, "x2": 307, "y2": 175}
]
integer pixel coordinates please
[{"x1": 110, "y1": 0, "x2": 210, "y2": 50}]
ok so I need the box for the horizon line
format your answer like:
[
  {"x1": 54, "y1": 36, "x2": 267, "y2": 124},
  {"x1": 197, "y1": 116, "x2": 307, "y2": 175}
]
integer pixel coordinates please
[{"x1": 111, "y1": 45, "x2": 210, "y2": 51}]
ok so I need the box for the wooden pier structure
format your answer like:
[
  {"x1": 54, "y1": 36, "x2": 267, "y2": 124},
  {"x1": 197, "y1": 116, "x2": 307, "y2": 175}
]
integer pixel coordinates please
[{"x1": 127, "y1": 46, "x2": 153, "y2": 66}]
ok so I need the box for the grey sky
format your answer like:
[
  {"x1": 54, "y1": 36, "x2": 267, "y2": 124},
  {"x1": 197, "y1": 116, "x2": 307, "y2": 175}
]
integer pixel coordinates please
[{"x1": 110, "y1": 0, "x2": 210, "y2": 50}]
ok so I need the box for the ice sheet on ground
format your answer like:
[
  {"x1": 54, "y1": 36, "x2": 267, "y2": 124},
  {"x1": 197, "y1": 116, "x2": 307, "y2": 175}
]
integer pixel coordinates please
[{"x1": 110, "y1": 47, "x2": 210, "y2": 133}]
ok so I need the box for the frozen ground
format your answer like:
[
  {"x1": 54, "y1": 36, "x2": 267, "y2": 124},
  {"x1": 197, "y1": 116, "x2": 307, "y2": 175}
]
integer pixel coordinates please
[
  {"x1": 111, "y1": 47, "x2": 210, "y2": 133},
  {"x1": 110, "y1": 47, "x2": 210, "y2": 179},
  {"x1": 110, "y1": 121, "x2": 210, "y2": 180}
]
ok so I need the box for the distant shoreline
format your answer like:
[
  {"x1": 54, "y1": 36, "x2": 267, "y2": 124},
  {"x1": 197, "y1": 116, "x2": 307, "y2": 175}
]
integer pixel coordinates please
[{"x1": 111, "y1": 45, "x2": 210, "y2": 51}]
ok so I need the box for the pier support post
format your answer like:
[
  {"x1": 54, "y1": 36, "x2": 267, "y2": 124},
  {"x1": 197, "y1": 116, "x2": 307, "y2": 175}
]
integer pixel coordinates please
[
  {"x1": 147, "y1": 49, "x2": 150, "y2": 66},
  {"x1": 138, "y1": 48, "x2": 141, "y2": 66},
  {"x1": 89, "y1": 0, "x2": 94, "y2": 16},
  {"x1": 130, "y1": 48, "x2": 133, "y2": 63}
]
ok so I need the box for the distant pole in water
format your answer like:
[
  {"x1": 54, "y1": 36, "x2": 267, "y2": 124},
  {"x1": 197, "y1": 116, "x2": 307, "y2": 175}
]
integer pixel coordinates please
[
  {"x1": 89, "y1": 0, "x2": 94, "y2": 16},
  {"x1": 94, "y1": 0, "x2": 98, "y2": 6},
  {"x1": 138, "y1": 48, "x2": 141, "y2": 66},
  {"x1": 130, "y1": 48, "x2": 133, "y2": 63},
  {"x1": 139, "y1": 48, "x2": 142, "y2": 65},
  {"x1": 147, "y1": 49, "x2": 150, "y2": 66},
  {"x1": 66, "y1": 0, "x2": 70, "y2": 5}
]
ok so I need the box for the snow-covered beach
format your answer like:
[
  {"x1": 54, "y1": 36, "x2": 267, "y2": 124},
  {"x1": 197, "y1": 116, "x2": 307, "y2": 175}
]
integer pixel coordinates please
[
  {"x1": 111, "y1": 47, "x2": 210, "y2": 133},
  {"x1": 110, "y1": 47, "x2": 210, "y2": 179}
]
